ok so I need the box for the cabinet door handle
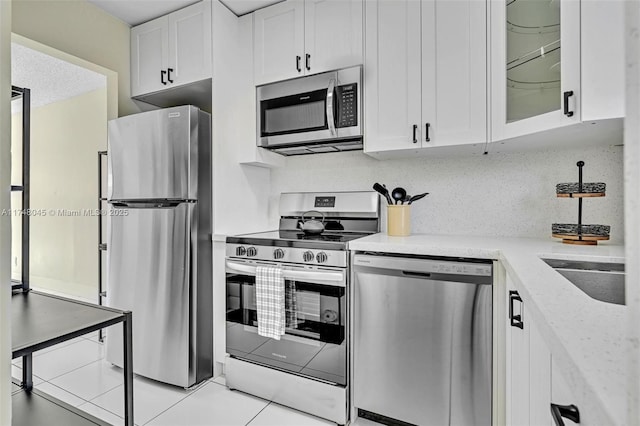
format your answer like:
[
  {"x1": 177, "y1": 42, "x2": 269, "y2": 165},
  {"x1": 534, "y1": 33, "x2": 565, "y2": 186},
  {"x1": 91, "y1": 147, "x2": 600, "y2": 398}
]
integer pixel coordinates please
[
  {"x1": 550, "y1": 403, "x2": 580, "y2": 425},
  {"x1": 296, "y1": 56, "x2": 301, "y2": 72},
  {"x1": 563, "y1": 91, "x2": 574, "y2": 117},
  {"x1": 167, "y1": 68, "x2": 174, "y2": 83},
  {"x1": 305, "y1": 53, "x2": 311, "y2": 71},
  {"x1": 413, "y1": 124, "x2": 418, "y2": 143},
  {"x1": 425, "y1": 123, "x2": 431, "y2": 142},
  {"x1": 161, "y1": 70, "x2": 167, "y2": 85},
  {"x1": 509, "y1": 290, "x2": 524, "y2": 329}
]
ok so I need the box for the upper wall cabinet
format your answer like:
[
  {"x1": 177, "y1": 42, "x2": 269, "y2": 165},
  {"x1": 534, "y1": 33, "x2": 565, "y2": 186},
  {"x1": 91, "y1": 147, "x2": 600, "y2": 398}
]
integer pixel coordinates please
[
  {"x1": 253, "y1": 0, "x2": 363, "y2": 86},
  {"x1": 364, "y1": 0, "x2": 487, "y2": 155},
  {"x1": 490, "y1": 0, "x2": 624, "y2": 144},
  {"x1": 580, "y1": 0, "x2": 625, "y2": 122},
  {"x1": 131, "y1": 1, "x2": 212, "y2": 98},
  {"x1": 490, "y1": 0, "x2": 581, "y2": 141}
]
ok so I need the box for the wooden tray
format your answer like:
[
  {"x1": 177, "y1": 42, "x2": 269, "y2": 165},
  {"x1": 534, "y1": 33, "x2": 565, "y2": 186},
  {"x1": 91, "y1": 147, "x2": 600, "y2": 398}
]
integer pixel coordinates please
[
  {"x1": 552, "y1": 233, "x2": 610, "y2": 245},
  {"x1": 556, "y1": 192, "x2": 605, "y2": 198}
]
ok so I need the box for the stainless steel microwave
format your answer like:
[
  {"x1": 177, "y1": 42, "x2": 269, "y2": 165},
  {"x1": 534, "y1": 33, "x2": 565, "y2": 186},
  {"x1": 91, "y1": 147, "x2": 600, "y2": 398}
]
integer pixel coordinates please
[{"x1": 257, "y1": 66, "x2": 362, "y2": 156}]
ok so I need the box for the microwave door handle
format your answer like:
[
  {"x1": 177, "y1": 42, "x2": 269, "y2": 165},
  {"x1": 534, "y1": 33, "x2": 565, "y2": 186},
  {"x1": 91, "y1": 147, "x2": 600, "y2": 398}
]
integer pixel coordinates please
[
  {"x1": 226, "y1": 260, "x2": 344, "y2": 283},
  {"x1": 326, "y1": 79, "x2": 337, "y2": 137}
]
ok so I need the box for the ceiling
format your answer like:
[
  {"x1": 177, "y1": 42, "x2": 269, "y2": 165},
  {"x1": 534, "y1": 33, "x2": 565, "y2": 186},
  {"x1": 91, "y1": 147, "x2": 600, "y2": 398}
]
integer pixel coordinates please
[
  {"x1": 11, "y1": 43, "x2": 107, "y2": 113},
  {"x1": 86, "y1": 0, "x2": 284, "y2": 25}
]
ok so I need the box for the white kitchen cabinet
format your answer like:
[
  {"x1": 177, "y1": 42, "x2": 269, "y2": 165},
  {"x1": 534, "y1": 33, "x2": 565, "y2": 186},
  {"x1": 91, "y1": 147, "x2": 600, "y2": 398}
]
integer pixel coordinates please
[
  {"x1": 580, "y1": 0, "x2": 625, "y2": 122},
  {"x1": 131, "y1": 1, "x2": 212, "y2": 97},
  {"x1": 253, "y1": 0, "x2": 363, "y2": 86},
  {"x1": 131, "y1": 17, "x2": 169, "y2": 97},
  {"x1": 215, "y1": 3, "x2": 285, "y2": 168},
  {"x1": 488, "y1": 0, "x2": 624, "y2": 148},
  {"x1": 421, "y1": 0, "x2": 487, "y2": 148},
  {"x1": 364, "y1": 0, "x2": 486, "y2": 155},
  {"x1": 529, "y1": 316, "x2": 553, "y2": 426},
  {"x1": 506, "y1": 275, "x2": 553, "y2": 426},
  {"x1": 551, "y1": 359, "x2": 582, "y2": 425},
  {"x1": 253, "y1": 1, "x2": 304, "y2": 85},
  {"x1": 168, "y1": 1, "x2": 212, "y2": 88},
  {"x1": 506, "y1": 277, "x2": 530, "y2": 425},
  {"x1": 490, "y1": 0, "x2": 579, "y2": 142},
  {"x1": 304, "y1": 0, "x2": 363, "y2": 75},
  {"x1": 363, "y1": 0, "x2": 421, "y2": 153}
]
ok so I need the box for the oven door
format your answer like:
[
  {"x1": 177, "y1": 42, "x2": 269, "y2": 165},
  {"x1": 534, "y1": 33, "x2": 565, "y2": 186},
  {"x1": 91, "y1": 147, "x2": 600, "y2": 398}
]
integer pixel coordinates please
[{"x1": 225, "y1": 259, "x2": 347, "y2": 386}]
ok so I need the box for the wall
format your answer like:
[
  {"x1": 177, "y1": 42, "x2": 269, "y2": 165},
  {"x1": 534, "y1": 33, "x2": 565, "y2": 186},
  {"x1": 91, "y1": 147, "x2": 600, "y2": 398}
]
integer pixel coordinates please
[
  {"x1": 11, "y1": 88, "x2": 108, "y2": 300},
  {"x1": 270, "y1": 144, "x2": 624, "y2": 244},
  {"x1": 212, "y1": 4, "x2": 273, "y2": 237},
  {"x1": 210, "y1": 2, "x2": 274, "y2": 373},
  {"x1": 0, "y1": 0, "x2": 11, "y2": 421},
  {"x1": 11, "y1": 0, "x2": 135, "y2": 117},
  {"x1": 625, "y1": 1, "x2": 640, "y2": 424}
]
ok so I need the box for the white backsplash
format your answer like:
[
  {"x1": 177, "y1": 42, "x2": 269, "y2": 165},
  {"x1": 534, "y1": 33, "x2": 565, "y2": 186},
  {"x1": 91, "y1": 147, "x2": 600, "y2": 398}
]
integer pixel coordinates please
[{"x1": 269, "y1": 145, "x2": 624, "y2": 244}]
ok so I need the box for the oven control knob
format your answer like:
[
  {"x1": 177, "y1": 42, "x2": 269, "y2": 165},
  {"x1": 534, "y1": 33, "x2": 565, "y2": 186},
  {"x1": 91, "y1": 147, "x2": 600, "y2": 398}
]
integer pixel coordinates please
[
  {"x1": 274, "y1": 248, "x2": 285, "y2": 260},
  {"x1": 235, "y1": 246, "x2": 246, "y2": 256},
  {"x1": 303, "y1": 251, "x2": 315, "y2": 262},
  {"x1": 246, "y1": 247, "x2": 257, "y2": 257},
  {"x1": 316, "y1": 252, "x2": 328, "y2": 263}
]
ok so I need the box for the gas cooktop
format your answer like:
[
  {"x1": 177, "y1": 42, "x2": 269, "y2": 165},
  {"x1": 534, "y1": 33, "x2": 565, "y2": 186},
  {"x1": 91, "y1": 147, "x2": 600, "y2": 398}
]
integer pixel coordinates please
[{"x1": 226, "y1": 191, "x2": 380, "y2": 263}]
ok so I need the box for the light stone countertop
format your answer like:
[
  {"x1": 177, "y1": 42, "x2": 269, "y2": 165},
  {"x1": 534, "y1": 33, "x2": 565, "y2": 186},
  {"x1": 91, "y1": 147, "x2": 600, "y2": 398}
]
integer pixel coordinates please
[{"x1": 348, "y1": 233, "x2": 626, "y2": 426}]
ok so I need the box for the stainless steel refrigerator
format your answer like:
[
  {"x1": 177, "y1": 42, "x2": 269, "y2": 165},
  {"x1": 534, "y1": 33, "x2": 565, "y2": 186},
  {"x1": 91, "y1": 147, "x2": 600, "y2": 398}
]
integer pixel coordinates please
[{"x1": 105, "y1": 105, "x2": 212, "y2": 388}]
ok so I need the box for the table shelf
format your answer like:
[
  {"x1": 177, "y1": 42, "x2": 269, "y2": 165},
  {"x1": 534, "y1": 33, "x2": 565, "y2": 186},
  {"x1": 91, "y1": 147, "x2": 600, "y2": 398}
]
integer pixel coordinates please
[{"x1": 12, "y1": 382, "x2": 110, "y2": 426}]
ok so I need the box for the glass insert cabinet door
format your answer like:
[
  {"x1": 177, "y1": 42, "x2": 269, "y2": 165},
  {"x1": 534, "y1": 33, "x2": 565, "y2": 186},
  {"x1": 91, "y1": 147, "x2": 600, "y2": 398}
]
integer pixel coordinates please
[
  {"x1": 507, "y1": 0, "x2": 561, "y2": 122},
  {"x1": 490, "y1": 0, "x2": 581, "y2": 141}
]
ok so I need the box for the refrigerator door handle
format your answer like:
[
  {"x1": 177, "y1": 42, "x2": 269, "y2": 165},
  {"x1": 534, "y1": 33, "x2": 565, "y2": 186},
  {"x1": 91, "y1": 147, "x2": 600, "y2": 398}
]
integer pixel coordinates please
[{"x1": 110, "y1": 201, "x2": 185, "y2": 209}]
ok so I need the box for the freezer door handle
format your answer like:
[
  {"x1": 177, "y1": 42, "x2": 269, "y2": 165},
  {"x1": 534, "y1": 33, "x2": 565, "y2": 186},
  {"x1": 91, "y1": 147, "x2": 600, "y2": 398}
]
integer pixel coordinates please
[{"x1": 110, "y1": 201, "x2": 185, "y2": 208}]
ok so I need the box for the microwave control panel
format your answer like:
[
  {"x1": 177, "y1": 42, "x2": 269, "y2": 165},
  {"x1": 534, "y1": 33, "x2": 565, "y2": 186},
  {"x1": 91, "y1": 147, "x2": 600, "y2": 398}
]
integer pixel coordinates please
[{"x1": 336, "y1": 83, "x2": 358, "y2": 128}]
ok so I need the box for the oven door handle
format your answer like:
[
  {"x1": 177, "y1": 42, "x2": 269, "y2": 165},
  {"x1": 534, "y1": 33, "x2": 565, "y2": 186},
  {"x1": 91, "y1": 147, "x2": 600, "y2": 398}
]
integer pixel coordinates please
[
  {"x1": 226, "y1": 261, "x2": 345, "y2": 284},
  {"x1": 326, "y1": 78, "x2": 337, "y2": 137}
]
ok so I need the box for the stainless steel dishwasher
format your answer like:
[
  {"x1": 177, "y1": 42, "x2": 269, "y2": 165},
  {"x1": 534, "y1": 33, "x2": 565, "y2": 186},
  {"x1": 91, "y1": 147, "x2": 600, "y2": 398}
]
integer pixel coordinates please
[{"x1": 352, "y1": 253, "x2": 493, "y2": 426}]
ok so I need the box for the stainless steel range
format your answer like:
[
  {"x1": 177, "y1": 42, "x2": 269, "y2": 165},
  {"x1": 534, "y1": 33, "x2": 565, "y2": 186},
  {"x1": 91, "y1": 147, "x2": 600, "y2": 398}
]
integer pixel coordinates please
[{"x1": 225, "y1": 191, "x2": 379, "y2": 425}]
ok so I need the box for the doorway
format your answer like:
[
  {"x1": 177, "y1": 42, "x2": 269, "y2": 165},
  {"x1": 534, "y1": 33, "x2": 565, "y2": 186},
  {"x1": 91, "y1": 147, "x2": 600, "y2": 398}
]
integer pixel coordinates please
[{"x1": 11, "y1": 35, "x2": 116, "y2": 302}]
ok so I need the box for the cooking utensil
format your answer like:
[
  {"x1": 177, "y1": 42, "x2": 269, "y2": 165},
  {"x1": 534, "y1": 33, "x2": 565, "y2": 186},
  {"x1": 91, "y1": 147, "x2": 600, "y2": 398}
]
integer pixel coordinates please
[
  {"x1": 407, "y1": 192, "x2": 429, "y2": 205},
  {"x1": 373, "y1": 183, "x2": 393, "y2": 205},
  {"x1": 300, "y1": 210, "x2": 326, "y2": 234},
  {"x1": 391, "y1": 187, "x2": 406, "y2": 205},
  {"x1": 403, "y1": 195, "x2": 411, "y2": 205}
]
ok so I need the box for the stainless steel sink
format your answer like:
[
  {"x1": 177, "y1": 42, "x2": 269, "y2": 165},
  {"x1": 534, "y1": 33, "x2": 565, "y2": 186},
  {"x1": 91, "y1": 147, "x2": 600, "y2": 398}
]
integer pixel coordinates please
[{"x1": 541, "y1": 258, "x2": 625, "y2": 305}]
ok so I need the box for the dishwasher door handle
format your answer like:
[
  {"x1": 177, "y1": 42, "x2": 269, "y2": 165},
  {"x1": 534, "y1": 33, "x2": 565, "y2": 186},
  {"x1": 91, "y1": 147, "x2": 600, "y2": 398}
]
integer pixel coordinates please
[{"x1": 402, "y1": 271, "x2": 432, "y2": 278}]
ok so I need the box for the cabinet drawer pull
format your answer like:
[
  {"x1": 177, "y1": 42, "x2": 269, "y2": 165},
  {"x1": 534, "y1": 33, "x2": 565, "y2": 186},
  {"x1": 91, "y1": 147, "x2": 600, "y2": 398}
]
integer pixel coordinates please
[
  {"x1": 305, "y1": 53, "x2": 311, "y2": 71},
  {"x1": 167, "y1": 68, "x2": 174, "y2": 83},
  {"x1": 412, "y1": 124, "x2": 418, "y2": 143},
  {"x1": 161, "y1": 70, "x2": 167, "y2": 85},
  {"x1": 509, "y1": 290, "x2": 524, "y2": 329},
  {"x1": 563, "y1": 91, "x2": 574, "y2": 117},
  {"x1": 550, "y1": 403, "x2": 580, "y2": 425},
  {"x1": 296, "y1": 55, "x2": 301, "y2": 72},
  {"x1": 425, "y1": 123, "x2": 431, "y2": 142}
]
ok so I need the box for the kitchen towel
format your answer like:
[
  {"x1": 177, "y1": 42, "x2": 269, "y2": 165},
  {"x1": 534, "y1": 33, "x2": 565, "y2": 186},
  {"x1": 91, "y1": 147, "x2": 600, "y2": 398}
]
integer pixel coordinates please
[
  {"x1": 255, "y1": 266, "x2": 285, "y2": 340},
  {"x1": 285, "y1": 281, "x2": 298, "y2": 329}
]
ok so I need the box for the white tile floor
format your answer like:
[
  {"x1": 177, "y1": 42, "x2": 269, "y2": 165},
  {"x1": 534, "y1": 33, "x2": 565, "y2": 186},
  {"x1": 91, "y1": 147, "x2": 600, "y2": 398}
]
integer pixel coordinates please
[{"x1": 12, "y1": 334, "x2": 372, "y2": 426}]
